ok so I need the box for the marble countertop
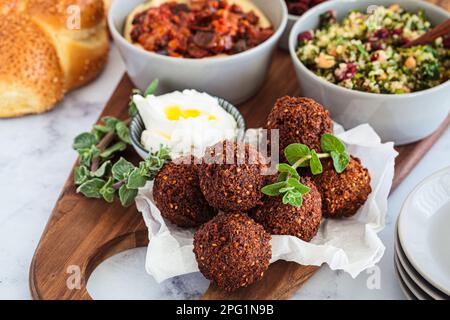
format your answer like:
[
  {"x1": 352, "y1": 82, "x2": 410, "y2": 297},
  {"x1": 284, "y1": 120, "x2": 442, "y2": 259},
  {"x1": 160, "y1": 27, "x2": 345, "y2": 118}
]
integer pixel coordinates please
[{"x1": 1, "y1": 45, "x2": 449, "y2": 300}]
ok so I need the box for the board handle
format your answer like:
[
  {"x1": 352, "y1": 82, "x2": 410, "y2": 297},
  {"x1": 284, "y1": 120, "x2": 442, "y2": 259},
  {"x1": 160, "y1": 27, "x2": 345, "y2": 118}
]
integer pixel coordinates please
[{"x1": 201, "y1": 261, "x2": 320, "y2": 300}]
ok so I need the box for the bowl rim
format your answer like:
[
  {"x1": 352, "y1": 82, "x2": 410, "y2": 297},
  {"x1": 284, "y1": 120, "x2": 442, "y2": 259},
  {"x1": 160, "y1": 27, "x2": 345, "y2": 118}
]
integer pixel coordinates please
[
  {"x1": 108, "y1": 0, "x2": 288, "y2": 64},
  {"x1": 288, "y1": 0, "x2": 450, "y2": 99},
  {"x1": 130, "y1": 95, "x2": 248, "y2": 156}
]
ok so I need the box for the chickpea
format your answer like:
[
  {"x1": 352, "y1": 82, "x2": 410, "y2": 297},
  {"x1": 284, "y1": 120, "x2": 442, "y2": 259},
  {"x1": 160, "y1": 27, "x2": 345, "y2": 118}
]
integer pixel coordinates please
[
  {"x1": 315, "y1": 53, "x2": 336, "y2": 69},
  {"x1": 404, "y1": 56, "x2": 416, "y2": 69},
  {"x1": 375, "y1": 50, "x2": 388, "y2": 62},
  {"x1": 389, "y1": 4, "x2": 401, "y2": 12}
]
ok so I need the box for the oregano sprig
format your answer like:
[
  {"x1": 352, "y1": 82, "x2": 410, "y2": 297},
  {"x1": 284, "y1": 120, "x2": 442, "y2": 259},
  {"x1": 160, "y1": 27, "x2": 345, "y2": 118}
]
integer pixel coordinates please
[
  {"x1": 75, "y1": 146, "x2": 170, "y2": 206},
  {"x1": 261, "y1": 133, "x2": 350, "y2": 208},
  {"x1": 72, "y1": 79, "x2": 165, "y2": 207}
]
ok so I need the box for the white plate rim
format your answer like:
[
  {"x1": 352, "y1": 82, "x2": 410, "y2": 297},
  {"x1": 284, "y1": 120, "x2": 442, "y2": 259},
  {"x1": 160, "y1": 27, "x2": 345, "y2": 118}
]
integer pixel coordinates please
[
  {"x1": 398, "y1": 166, "x2": 450, "y2": 295},
  {"x1": 394, "y1": 253, "x2": 431, "y2": 300},
  {"x1": 394, "y1": 262, "x2": 417, "y2": 300},
  {"x1": 395, "y1": 223, "x2": 449, "y2": 300}
]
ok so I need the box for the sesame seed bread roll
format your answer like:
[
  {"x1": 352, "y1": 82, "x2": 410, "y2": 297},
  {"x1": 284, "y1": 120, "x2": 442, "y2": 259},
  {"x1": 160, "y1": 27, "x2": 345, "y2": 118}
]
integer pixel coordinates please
[
  {"x1": 0, "y1": 0, "x2": 109, "y2": 118},
  {"x1": 0, "y1": 13, "x2": 65, "y2": 117}
]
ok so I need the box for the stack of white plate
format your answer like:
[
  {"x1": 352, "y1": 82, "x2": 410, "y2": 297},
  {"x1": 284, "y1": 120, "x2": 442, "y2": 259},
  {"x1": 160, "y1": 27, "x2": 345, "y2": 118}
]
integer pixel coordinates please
[{"x1": 394, "y1": 167, "x2": 450, "y2": 300}]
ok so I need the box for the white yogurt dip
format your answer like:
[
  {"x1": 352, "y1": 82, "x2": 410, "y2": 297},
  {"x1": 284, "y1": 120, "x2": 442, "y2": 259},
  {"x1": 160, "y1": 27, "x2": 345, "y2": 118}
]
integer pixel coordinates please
[{"x1": 134, "y1": 90, "x2": 238, "y2": 158}]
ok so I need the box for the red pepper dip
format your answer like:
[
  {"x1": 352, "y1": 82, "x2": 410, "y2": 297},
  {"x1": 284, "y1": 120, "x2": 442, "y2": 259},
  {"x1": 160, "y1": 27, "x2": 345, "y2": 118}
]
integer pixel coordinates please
[
  {"x1": 128, "y1": 0, "x2": 274, "y2": 58},
  {"x1": 285, "y1": 0, "x2": 328, "y2": 16}
]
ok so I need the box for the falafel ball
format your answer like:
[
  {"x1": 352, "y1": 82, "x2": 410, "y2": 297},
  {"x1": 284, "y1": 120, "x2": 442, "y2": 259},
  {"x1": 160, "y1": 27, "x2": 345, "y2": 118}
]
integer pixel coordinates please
[
  {"x1": 266, "y1": 96, "x2": 332, "y2": 155},
  {"x1": 312, "y1": 156, "x2": 371, "y2": 218},
  {"x1": 193, "y1": 212, "x2": 272, "y2": 292},
  {"x1": 197, "y1": 141, "x2": 267, "y2": 212},
  {"x1": 153, "y1": 157, "x2": 217, "y2": 228},
  {"x1": 251, "y1": 177, "x2": 322, "y2": 241}
]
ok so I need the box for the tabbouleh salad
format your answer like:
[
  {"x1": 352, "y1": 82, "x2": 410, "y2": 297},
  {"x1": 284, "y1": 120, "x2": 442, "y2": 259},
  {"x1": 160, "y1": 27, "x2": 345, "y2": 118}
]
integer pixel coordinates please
[{"x1": 296, "y1": 4, "x2": 450, "y2": 94}]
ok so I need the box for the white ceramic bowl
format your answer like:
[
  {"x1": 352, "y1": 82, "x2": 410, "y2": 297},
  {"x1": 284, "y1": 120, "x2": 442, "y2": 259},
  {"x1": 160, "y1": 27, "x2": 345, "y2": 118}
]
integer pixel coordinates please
[
  {"x1": 289, "y1": 0, "x2": 450, "y2": 145},
  {"x1": 109, "y1": 0, "x2": 288, "y2": 105},
  {"x1": 398, "y1": 166, "x2": 450, "y2": 295}
]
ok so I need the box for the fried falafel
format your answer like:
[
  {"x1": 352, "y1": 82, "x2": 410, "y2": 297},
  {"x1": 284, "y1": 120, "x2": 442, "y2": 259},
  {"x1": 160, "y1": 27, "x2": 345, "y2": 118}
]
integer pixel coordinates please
[
  {"x1": 312, "y1": 156, "x2": 371, "y2": 218},
  {"x1": 153, "y1": 157, "x2": 217, "y2": 228},
  {"x1": 193, "y1": 212, "x2": 272, "y2": 292},
  {"x1": 197, "y1": 141, "x2": 267, "y2": 212},
  {"x1": 266, "y1": 96, "x2": 332, "y2": 157},
  {"x1": 251, "y1": 177, "x2": 322, "y2": 241}
]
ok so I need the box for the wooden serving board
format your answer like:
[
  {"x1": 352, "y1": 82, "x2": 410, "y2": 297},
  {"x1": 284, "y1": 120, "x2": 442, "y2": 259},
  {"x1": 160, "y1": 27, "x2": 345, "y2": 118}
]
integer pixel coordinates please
[{"x1": 30, "y1": 0, "x2": 450, "y2": 299}]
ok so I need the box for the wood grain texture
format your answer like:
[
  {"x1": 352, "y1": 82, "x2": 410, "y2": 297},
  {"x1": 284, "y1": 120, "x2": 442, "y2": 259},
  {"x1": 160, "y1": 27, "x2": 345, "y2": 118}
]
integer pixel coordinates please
[
  {"x1": 429, "y1": 0, "x2": 450, "y2": 11},
  {"x1": 403, "y1": 19, "x2": 450, "y2": 47},
  {"x1": 30, "y1": 0, "x2": 450, "y2": 300}
]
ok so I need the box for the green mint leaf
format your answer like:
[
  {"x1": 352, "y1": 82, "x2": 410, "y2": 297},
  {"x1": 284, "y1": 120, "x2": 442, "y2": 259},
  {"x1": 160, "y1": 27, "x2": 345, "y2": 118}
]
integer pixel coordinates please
[
  {"x1": 76, "y1": 178, "x2": 105, "y2": 198},
  {"x1": 129, "y1": 89, "x2": 142, "y2": 117},
  {"x1": 277, "y1": 172, "x2": 288, "y2": 182},
  {"x1": 144, "y1": 79, "x2": 159, "y2": 96},
  {"x1": 287, "y1": 178, "x2": 311, "y2": 194},
  {"x1": 277, "y1": 163, "x2": 299, "y2": 179},
  {"x1": 115, "y1": 121, "x2": 131, "y2": 144},
  {"x1": 261, "y1": 181, "x2": 287, "y2": 196},
  {"x1": 93, "y1": 124, "x2": 111, "y2": 133},
  {"x1": 279, "y1": 186, "x2": 295, "y2": 193},
  {"x1": 79, "y1": 145, "x2": 100, "y2": 167},
  {"x1": 129, "y1": 102, "x2": 138, "y2": 117},
  {"x1": 310, "y1": 150, "x2": 323, "y2": 175},
  {"x1": 74, "y1": 166, "x2": 90, "y2": 185},
  {"x1": 73, "y1": 132, "x2": 97, "y2": 151},
  {"x1": 282, "y1": 191, "x2": 303, "y2": 207},
  {"x1": 99, "y1": 177, "x2": 115, "y2": 203},
  {"x1": 100, "y1": 141, "x2": 127, "y2": 159},
  {"x1": 282, "y1": 192, "x2": 290, "y2": 205},
  {"x1": 330, "y1": 151, "x2": 350, "y2": 173},
  {"x1": 138, "y1": 161, "x2": 150, "y2": 177},
  {"x1": 284, "y1": 143, "x2": 311, "y2": 166},
  {"x1": 290, "y1": 193, "x2": 304, "y2": 207},
  {"x1": 92, "y1": 160, "x2": 111, "y2": 178},
  {"x1": 156, "y1": 145, "x2": 171, "y2": 160},
  {"x1": 79, "y1": 150, "x2": 92, "y2": 167},
  {"x1": 119, "y1": 185, "x2": 138, "y2": 207},
  {"x1": 142, "y1": 145, "x2": 171, "y2": 179},
  {"x1": 102, "y1": 117, "x2": 120, "y2": 131},
  {"x1": 127, "y1": 168, "x2": 148, "y2": 189},
  {"x1": 91, "y1": 128, "x2": 106, "y2": 142},
  {"x1": 321, "y1": 133, "x2": 346, "y2": 154},
  {"x1": 112, "y1": 157, "x2": 135, "y2": 181}
]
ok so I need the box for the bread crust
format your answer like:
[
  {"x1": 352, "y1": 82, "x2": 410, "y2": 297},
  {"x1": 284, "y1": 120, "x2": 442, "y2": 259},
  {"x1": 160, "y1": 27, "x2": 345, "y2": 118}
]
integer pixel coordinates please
[
  {"x1": 0, "y1": 13, "x2": 65, "y2": 117},
  {"x1": 0, "y1": 0, "x2": 109, "y2": 117}
]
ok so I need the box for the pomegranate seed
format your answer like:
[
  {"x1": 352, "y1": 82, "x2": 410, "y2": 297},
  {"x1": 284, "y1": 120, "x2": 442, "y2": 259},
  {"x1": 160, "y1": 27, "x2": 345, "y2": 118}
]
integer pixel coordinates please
[
  {"x1": 375, "y1": 28, "x2": 390, "y2": 39},
  {"x1": 370, "y1": 41, "x2": 383, "y2": 51},
  {"x1": 392, "y1": 27, "x2": 403, "y2": 35},
  {"x1": 297, "y1": 30, "x2": 313, "y2": 42},
  {"x1": 443, "y1": 36, "x2": 450, "y2": 49},
  {"x1": 335, "y1": 63, "x2": 357, "y2": 81}
]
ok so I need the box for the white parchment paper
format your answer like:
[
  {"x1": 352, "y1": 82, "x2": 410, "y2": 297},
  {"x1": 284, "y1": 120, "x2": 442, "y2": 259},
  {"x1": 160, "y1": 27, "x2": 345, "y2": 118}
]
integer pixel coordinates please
[{"x1": 135, "y1": 124, "x2": 398, "y2": 282}]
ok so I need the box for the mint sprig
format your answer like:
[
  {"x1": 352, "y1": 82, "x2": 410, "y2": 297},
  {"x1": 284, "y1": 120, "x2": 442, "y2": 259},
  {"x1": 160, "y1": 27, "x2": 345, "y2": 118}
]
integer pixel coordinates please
[
  {"x1": 128, "y1": 79, "x2": 159, "y2": 117},
  {"x1": 261, "y1": 133, "x2": 350, "y2": 207},
  {"x1": 73, "y1": 79, "x2": 168, "y2": 207}
]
